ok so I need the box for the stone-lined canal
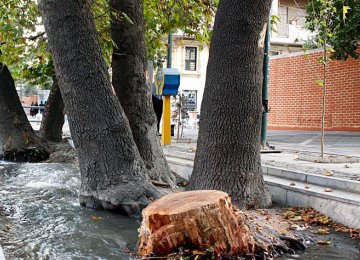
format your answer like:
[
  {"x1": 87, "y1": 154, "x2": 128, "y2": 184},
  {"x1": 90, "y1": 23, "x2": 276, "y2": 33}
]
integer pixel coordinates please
[{"x1": 0, "y1": 162, "x2": 358, "y2": 259}]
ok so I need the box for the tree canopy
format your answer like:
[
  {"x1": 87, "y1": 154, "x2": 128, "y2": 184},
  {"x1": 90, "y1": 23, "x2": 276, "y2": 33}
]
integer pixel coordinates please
[
  {"x1": 0, "y1": 0, "x2": 217, "y2": 87},
  {"x1": 305, "y1": 0, "x2": 360, "y2": 60}
]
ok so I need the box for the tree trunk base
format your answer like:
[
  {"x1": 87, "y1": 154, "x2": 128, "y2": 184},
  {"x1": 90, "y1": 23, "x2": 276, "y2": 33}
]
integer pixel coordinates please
[
  {"x1": 79, "y1": 182, "x2": 162, "y2": 216},
  {"x1": 3, "y1": 147, "x2": 49, "y2": 162},
  {"x1": 138, "y1": 190, "x2": 304, "y2": 258}
]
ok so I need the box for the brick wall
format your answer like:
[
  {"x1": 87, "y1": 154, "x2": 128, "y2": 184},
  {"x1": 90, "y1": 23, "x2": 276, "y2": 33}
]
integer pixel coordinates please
[{"x1": 268, "y1": 50, "x2": 360, "y2": 132}]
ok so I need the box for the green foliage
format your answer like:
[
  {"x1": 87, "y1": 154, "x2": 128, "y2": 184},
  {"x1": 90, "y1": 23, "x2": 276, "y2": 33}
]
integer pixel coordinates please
[
  {"x1": 0, "y1": 0, "x2": 53, "y2": 87},
  {"x1": 1, "y1": 0, "x2": 218, "y2": 85},
  {"x1": 144, "y1": 0, "x2": 218, "y2": 65},
  {"x1": 305, "y1": 0, "x2": 359, "y2": 60},
  {"x1": 270, "y1": 15, "x2": 281, "y2": 32}
]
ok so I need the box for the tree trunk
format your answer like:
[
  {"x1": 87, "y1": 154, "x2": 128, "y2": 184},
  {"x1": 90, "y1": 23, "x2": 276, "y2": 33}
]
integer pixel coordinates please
[
  {"x1": 110, "y1": 0, "x2": 174, "y2": 186},
  {"x1": 320, "y1": 42, "x2": 327, "y2": 158},
  {"x1": 40, "y1": 76, "x2": 65, "y2": 142},
  {"x1": 188, "y1": 0, "x2": 272, "y2": 209},
  {"x1": 139, "y1": 190, "x2": 302, "y2": 258},
  {"x1": 0, "y1": 64, "x2": 49, "y2": 162},
  {"x1": 39, "y1": 0, "x2": 160, "y2": 215}
]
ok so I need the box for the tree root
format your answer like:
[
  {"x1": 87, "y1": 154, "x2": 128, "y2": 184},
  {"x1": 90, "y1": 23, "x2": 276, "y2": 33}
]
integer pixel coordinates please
[{"x1": 79, "y1": 182, "x2": 163, "y2": 216}]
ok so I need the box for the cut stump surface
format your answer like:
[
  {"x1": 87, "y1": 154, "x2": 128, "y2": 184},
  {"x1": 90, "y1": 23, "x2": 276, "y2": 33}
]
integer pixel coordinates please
[{"x1": 138, "y1": 190, "x2": 256, "y2": 257}]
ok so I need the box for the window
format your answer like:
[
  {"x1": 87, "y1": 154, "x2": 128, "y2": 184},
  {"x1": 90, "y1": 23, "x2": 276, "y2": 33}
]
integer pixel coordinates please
[
  {"x1": 185, "y1": 47, "x2": 197, "y2": 71},
  {"x1": 183, "y1": 90, "x2": 197, "y2": 111},
  {"x1": 278, "y1": 6, "x2": 306, "y2": 38}
]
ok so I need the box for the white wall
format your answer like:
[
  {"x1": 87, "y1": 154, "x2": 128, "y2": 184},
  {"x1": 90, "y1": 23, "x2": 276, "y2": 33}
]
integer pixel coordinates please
[{"x1": 171, "y1": 38, "x2": 209, "y2": 112}]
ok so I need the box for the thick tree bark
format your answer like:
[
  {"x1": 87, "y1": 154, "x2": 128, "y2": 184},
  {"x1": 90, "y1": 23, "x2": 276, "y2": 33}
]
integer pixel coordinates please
[
  {"x1": 110, "y1": 0, "x2": 174, "y2": 185},
  {"x1": 39, "y1": 0, "x2": 160, "y2": 215},
  {"x1": 40, "y1": 76, "x2": 65, "y2": 142},
  {"x1": 0, "y1": 64, "x2": 49, "y2": 162},
  {"x1": 188, "y1": 0, "x2": 272, "y2": 209}
]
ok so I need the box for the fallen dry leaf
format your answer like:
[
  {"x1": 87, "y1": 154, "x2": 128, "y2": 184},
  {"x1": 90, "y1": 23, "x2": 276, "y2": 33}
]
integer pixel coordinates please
[
  {"x1": 323, "y1": 170, "x2": 333, "y2": 176},
  {"x1": 315, "y1": 228, "x2": 330, "y2": 235},
  {"x1": 281, "y1": 207, "x2": 359, "y2": 239},
  {"x1": 192, "y1": 250, "x2": 206, "y2": 256},
  {"x1": 90, "y1": 215, "x2": 104, "y2": 221}
]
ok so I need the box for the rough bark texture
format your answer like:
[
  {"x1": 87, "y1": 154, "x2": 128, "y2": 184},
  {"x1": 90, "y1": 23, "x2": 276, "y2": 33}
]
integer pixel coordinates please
[
  {"x1": 0, "y1": 64, "x2": 49, "y2": 162},
  {"x1": 40, "y1": 77, "x2": 65, "y2": 142},
  {"x1": 39, "y1": 0, "x2": 160, "y2": 215},
  {"x1": 138, "y1": 191, "x2": 300, "y2": 258},
  {"x1": 110, "y1": 0, "x2": 174, "y2": 185},
  {"x1": 188, "y1": 0, "x2": 272, "y2": 209}
]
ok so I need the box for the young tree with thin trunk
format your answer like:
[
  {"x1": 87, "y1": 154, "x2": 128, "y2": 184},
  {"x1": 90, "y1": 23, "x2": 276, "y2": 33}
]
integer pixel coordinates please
[
  {"x1": 110, "y1": 0, "x2": 175, "y2": 186},
  {"x1": 40, "y1": 77, "x2": 65, "y2": 142},
  {"x1": 304, "y1": 0, "x2": 358, "y2": 158},
  {"x1": 0, "y1": 63, "x2": 49, "y2": 161},
  {"x1": 39, "y1": 0, "x2": 160, "y2": 215},
  {"x1": 189, "y1": 0, "x2": 272, "y2": 209}
]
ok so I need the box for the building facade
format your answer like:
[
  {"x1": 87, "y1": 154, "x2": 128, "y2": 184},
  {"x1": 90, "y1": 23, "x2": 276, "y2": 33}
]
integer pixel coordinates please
[{"x1": 169, "y1": 0, "x2": 309, "y2": 115}]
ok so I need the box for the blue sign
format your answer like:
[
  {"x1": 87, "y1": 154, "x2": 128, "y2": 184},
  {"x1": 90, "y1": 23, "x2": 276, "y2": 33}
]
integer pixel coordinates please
[{"x1": 155, "y1": 68, "x2": 180, "y2": 96}]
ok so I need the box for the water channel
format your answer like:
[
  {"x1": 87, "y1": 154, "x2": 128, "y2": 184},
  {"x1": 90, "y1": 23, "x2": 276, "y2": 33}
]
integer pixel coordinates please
[{"x1": 0, "y1": 162, "x2": 359, "y2": 259}]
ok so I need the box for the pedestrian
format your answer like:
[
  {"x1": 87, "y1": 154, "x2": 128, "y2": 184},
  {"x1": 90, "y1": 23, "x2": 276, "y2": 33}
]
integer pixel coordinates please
[
  {"x1": 40, "y1": 101, "x2": 45, "y2": 113},
  {"x1": 151, "y1": 83, "x2": 163, "y2": 136},
  {"x1": 34, "y1": 102, "x2": 39, "y2": 115},
  {"x1": 30, "y1": 102, "x2": 35, "y2": 117}
]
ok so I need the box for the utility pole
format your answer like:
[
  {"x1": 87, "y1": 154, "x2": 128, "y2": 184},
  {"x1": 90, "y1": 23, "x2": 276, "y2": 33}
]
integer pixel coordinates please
[
  {"x1": 161, "y1": 33, "x2": 173, "y2": 145},
  {"x1": 261, "y1": 17, "x2": 271, "y2": 148},
  {"x1": 167, "y1": 33, "x2": 173, "y2": 68}
]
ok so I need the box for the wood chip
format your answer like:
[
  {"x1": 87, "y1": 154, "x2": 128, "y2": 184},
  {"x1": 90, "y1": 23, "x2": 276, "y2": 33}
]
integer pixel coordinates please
[
  {"x1": 317, "y1": 240, "x2": 331, "y2": 245},
  {"x1": 315, "y1": 228, "x2": 330, "y2": 235}
]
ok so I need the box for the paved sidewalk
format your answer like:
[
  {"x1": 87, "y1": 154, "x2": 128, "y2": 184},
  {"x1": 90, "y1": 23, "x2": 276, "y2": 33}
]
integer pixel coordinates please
[
  {"x1": 174, "y1": 127, "x2": 360, "y2": 156},
  {"x1": 168, "y1": 127, "x2": 360, "y2": 180},
  {"x1": 165, "y1": 127, "x2": 360, "y2": 228}
]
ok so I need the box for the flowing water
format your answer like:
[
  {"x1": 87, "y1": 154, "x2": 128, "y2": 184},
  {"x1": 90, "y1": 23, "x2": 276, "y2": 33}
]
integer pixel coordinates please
[
  {"x1": 0, "y1": 162, "x2": 359, "y2": 260},
  {"x1": 0, "y1": 162, "x2": 138, "y2": 260}
]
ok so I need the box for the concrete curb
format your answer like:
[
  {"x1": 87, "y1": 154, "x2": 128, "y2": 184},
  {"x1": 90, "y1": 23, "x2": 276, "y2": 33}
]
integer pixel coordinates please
[
  {"x1": 164, "y1": 148, "x2": 360, "y2": 228},
  {"x1": 262, "y1": 166, "x2": 360, "y2": 194}
]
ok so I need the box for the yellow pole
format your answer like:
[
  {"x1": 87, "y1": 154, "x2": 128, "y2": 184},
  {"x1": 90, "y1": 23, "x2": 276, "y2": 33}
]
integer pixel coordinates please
[{"x1": 161, "y1": 96, "x2": 171, "y2": 145}]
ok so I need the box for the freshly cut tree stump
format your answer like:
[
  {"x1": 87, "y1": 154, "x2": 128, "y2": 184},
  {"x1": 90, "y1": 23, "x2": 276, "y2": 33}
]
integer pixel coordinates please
[{"x1": 138, "y1": 190, "x2": 296, "y2": 258}]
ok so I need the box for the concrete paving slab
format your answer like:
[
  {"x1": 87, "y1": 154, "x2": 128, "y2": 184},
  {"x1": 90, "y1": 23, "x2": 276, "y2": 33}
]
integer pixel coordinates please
[{"x1": 0, "y1": 246, "x2": 4, "y2": 260}]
